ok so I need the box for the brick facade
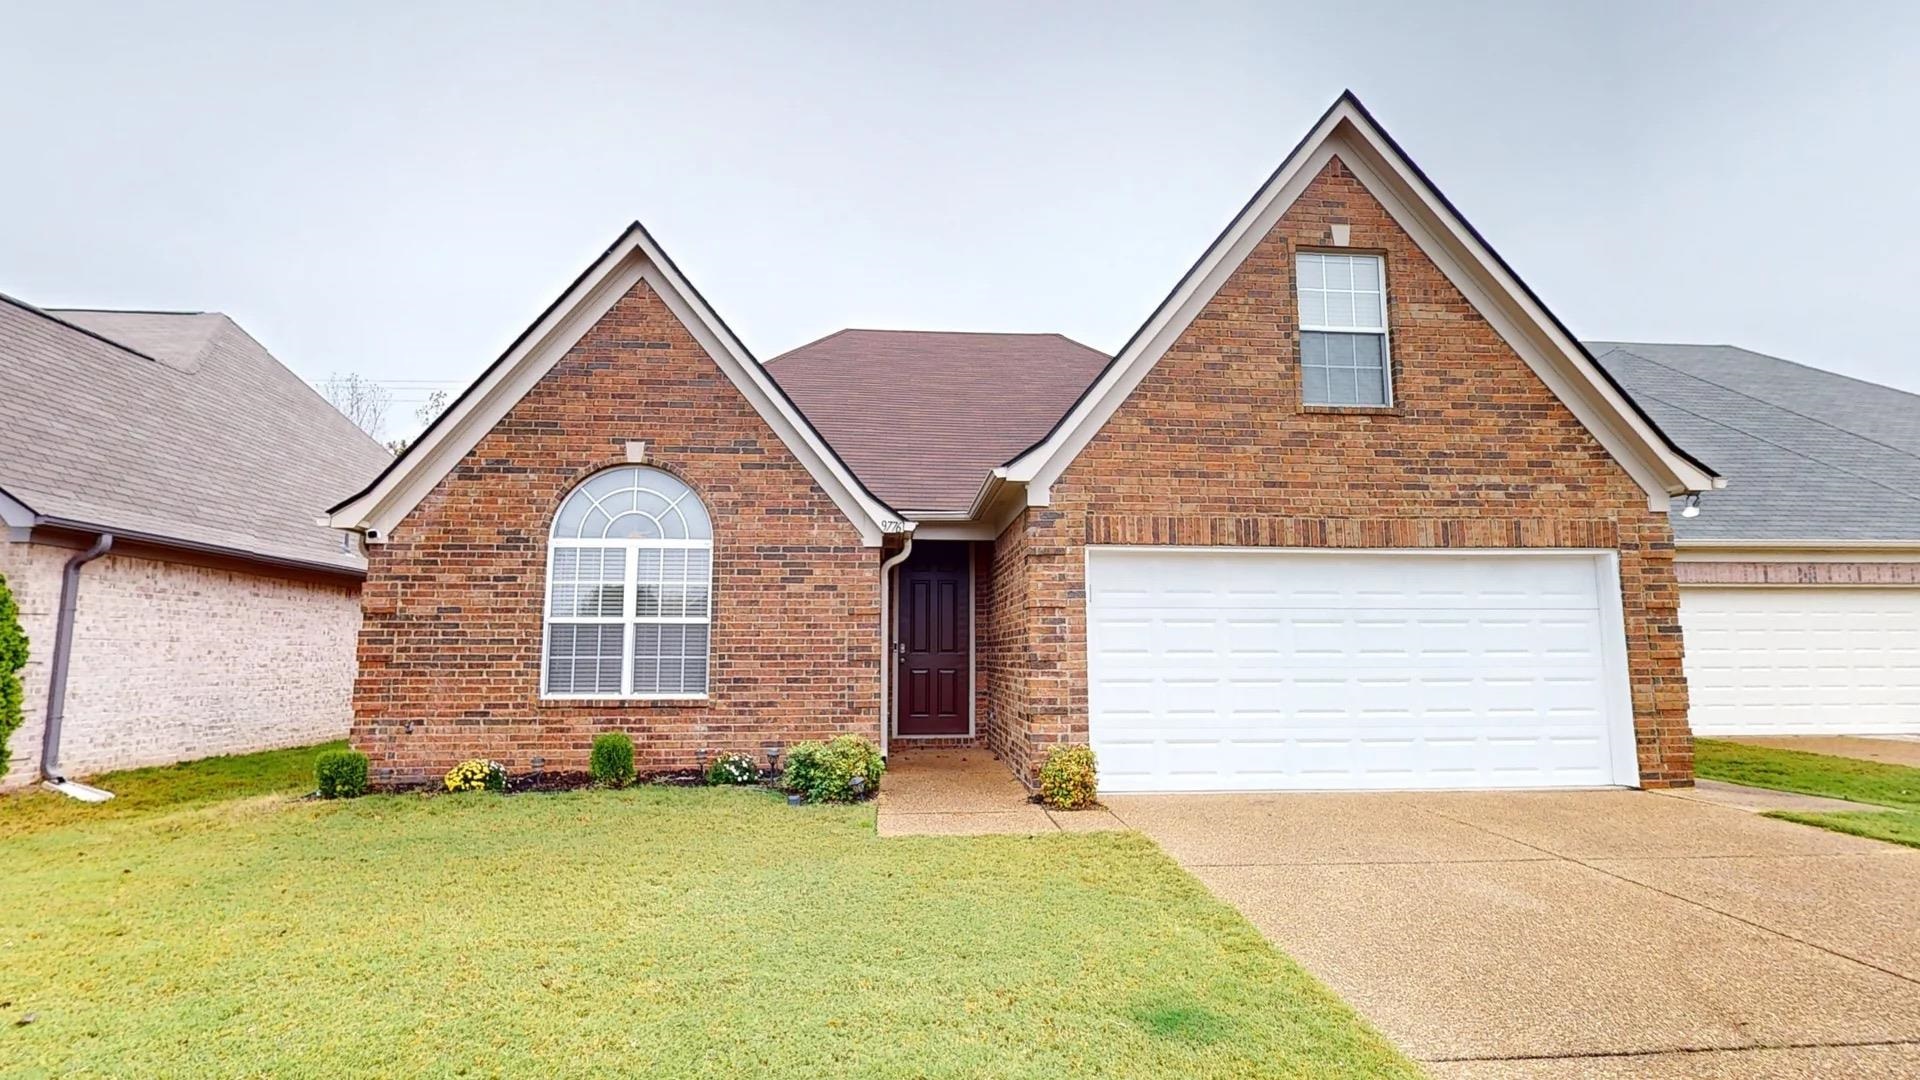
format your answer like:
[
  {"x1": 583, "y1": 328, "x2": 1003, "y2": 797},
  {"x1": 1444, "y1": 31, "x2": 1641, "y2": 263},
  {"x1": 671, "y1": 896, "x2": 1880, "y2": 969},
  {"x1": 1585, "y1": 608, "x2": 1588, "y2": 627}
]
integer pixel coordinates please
[
  {"x1": 1675, "y1": 561, "x2": 1920, "y2": 586},
  {"x1": 984, "y1": 159, "x2": 1693, "y2": 788},
  {"x1": 351, "y1": 280, "x2": 881, "y2": 787},
  {"x1": 0, "y1": 540, "x2": 359, "y2": 789}
]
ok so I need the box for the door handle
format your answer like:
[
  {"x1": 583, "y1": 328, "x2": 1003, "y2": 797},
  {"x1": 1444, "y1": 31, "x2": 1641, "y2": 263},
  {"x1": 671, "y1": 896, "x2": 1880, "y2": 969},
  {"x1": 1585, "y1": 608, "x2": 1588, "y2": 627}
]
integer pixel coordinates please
[{"x1": 894, "y1": 640, "x2": 907, "y2": 663}]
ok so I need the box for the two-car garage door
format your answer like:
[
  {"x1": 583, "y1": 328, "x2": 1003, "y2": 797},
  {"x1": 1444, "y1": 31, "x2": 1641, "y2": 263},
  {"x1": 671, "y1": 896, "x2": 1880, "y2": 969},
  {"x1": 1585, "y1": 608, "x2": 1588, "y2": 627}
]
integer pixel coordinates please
[{"x1": 1085, "y1": 548, "x2": 1640, "y2": 793}]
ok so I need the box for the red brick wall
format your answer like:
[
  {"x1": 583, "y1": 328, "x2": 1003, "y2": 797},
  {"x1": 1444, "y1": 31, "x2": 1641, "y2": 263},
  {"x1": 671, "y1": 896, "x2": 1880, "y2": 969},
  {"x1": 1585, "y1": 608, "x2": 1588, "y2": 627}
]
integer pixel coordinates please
[
  {"x1": 352, "y1": 279, "x2": 880, "y2": 786},
  {"x1": 993, "y1": 159, "x2": 1692, "y2": 787}
]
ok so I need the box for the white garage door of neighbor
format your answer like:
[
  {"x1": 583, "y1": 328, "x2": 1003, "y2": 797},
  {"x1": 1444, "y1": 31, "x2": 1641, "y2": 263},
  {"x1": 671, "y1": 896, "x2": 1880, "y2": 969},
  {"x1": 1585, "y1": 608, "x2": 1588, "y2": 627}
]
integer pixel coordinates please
[
  {"x1": 1681, "y1": 587, "x2": 1920, "y2": 736},
  {"x1": 1085, "y1": 548, "x2": 1638, "y2": 793}
]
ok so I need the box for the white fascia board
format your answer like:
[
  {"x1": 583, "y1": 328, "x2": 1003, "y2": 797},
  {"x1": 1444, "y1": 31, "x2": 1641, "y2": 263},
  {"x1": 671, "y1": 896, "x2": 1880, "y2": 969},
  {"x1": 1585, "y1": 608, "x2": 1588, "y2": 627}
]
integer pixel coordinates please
[
  {"x1": 1006, "y1": 99, "x2": 1716, "y2": 512},
  {"x1": 0, "y1": 487, "x2": 36, "y2": 530},
  {"x1": 327, "y1": 226, "x2": 901, "y2": 547}
]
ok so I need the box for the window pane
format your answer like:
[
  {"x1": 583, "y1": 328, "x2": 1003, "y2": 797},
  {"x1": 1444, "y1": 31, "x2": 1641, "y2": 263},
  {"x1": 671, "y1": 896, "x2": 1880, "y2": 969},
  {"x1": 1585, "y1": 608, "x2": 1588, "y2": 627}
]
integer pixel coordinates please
[
  {"x1": 1297, "y1": 253, "x2": 1325, "y2": 289},
  {"x1": 1323, "y1": 255, "x2": 1352, "y2": 289},
  {"x1": 632, "y1": 623, "x2": 710, "y2": 695},
  {"x1": 1325, "y1": 289, "x2": 1355, "y2": 328},
  {"x1": 549, "y1": 547, "x2": 626, "y2": 618},
  {"x1": 1301, "y1": 331, "x2": 1388, "y2": 406},
  {"x1": 634, "y1": 547, "x2": 662, "y2": 617},
  {"x1": 1298, "y1": 288, "x2": 1326, "y2": 327},
  {"x1": 1352, "y1": 291, "x2": 1382, "y2": 328},
  {"x1": 1356, "y1": 365, "x2": 1386, "y2": 406},
  {"x1": 1302, "y1": 363, "x2": 1330, "y2": 403},
  {"x1": 546, "y1": 623, "x2": 624, "y2": 695},
  {"x1": 1350, "y1": 257, "x2": 1378, "y2": 289}
]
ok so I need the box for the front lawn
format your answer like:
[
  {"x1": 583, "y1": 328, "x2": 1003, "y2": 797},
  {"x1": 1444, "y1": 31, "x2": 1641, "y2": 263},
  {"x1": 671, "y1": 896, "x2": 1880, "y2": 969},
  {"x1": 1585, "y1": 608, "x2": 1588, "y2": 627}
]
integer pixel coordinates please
[
  {"x1": 1696, "y1": 737, "x2": 1920, "y2": 851},
  {"x1": 0, "y1": 749, "x2": 1416, "y2": 1078}
]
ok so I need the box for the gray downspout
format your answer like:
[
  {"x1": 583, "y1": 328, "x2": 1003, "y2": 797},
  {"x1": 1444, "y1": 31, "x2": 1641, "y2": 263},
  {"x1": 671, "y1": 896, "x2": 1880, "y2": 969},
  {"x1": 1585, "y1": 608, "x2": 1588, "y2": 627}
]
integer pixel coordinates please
[{"x1": 40, "y1": 533, "x2": 113, "y2": 798}]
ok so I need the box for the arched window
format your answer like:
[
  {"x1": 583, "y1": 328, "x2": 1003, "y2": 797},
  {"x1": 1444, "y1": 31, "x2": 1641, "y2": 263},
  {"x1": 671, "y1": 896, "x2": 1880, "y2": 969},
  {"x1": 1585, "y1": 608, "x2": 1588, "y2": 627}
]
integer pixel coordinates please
[{"x1": 542, "y1": 466, "x2": 713, "y2": 698}]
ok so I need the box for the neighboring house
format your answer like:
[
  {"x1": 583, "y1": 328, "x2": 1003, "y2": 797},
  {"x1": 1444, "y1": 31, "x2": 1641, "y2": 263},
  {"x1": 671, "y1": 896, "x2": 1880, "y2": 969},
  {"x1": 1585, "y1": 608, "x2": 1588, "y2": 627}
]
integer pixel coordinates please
[
  {"x1": 0, "y1": 298, "x2": 392, "y2": 789},
  {"x1": 1596, "y1": 344, "x2": 1920, "y2": 737},
  {"x1": 331, "y1": 93, "x2": 1721, "y2": 793}
]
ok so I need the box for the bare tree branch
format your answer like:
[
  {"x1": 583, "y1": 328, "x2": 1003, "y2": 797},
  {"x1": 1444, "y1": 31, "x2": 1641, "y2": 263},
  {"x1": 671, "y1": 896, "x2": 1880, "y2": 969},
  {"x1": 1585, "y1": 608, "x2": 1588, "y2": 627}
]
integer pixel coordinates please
[{"x1": 319, "y1": 372, "x2": 392, "y2": 441}]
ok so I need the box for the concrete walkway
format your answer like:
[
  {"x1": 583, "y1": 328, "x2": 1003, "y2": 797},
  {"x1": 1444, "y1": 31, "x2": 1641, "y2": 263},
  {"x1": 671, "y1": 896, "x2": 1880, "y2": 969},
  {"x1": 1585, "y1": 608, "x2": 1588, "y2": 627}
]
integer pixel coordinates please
[
  {"x1": 1660, "y1": 777, "x2": 1875, "y2": 814},
  {"x1": 1726, "y1": 735, "x2": 1920, "y2": 769},
  {"x1": 876, "y1": 749, "x2": 1126, "y2": 836},
  {"x1": 1104, "y1": 789, "x2": 1920, "y2": 1079}
]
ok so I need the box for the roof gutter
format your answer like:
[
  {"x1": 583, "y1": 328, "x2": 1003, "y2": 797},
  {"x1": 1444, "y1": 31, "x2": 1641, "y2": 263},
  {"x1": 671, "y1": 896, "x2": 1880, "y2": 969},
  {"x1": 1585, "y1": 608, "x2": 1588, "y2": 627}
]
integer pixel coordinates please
[
  {"x1": 37, "y1": 516, "x2": 365, "y2": 580},
  {"x1": 39, "y1": 532, "x2": 115, "y2": 802}
]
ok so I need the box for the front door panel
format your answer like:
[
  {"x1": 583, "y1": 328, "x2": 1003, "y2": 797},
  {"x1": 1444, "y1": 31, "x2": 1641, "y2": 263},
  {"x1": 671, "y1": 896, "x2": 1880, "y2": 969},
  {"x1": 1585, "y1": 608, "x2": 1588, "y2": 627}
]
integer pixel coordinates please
[{"x1": 896, "y1": 543, "x2": 970, "y2": 736}]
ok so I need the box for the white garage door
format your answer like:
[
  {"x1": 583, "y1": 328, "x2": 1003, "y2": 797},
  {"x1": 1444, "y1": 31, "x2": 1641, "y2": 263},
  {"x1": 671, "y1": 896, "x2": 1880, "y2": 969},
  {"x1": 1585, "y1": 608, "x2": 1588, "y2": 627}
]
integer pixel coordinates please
[
  {"x1": 1681, "y1": 587, "x2": 1920, "y2": 735},
  {"x1": 1085, "y1": 548, "x2": 1638, "y2": 793}
]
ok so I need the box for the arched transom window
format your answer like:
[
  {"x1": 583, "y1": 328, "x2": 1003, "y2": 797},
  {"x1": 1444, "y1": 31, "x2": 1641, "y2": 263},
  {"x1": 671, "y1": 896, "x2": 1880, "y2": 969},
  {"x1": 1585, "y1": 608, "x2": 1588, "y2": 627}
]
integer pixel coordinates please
[{"x1": 542, "y1": 466, "x2": 713, "y2": 698}]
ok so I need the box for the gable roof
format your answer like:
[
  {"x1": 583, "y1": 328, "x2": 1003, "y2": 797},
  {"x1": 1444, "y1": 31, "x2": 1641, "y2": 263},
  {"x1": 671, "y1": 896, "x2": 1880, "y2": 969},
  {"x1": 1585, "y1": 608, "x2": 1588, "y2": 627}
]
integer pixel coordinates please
[
  {"x1": 1591, "y1": 342, "x2": 1920, "y2": 543},
  {"x1": 0, "y1": 296, "x2": 391, "y2": 572},
  {"x1": 999, "y1": 92, "x2": 1719, "y2": 512},
  {"x1": 325, "y1": 222, "x2": 906, "y2": 547},
  {"x1": 768, "y1": 329, "x2": 1108, "y2": 513}
]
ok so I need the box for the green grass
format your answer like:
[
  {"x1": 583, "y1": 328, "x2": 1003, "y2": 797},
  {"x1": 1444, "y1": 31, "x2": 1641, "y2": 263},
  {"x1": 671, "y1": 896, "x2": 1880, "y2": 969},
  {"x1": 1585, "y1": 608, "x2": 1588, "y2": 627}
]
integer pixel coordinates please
[
  {"x1": 1695, "y1": 738, "x2": 1920, "y2": 850},
  {"x1": 1694, "y1": 738, "x2": 1920, "y2": 809},
  {"x1": 0, "y1": 752, "x2": 1416, "y2": 1078},
  {"x1": 1769, "y1": 808, "x2": 1920, "y2": 850},
  {"x1": 0, "y1": 740, "x2": 343, "y2": 839}
]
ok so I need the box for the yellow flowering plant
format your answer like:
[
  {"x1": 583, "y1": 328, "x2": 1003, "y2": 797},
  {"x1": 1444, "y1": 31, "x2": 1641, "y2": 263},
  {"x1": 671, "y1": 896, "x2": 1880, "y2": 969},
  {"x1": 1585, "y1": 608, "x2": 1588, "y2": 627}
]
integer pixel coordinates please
[{"x1": 444, "y1": 759, "x2": 507, "y2": 793}]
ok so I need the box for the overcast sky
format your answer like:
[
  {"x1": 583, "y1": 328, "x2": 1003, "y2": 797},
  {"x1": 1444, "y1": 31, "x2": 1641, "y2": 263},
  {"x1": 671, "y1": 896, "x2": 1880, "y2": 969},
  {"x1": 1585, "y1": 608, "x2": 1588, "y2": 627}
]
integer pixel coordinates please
[{"x1": 4, "y1": 1, "x2": 1917, "y2": 438}]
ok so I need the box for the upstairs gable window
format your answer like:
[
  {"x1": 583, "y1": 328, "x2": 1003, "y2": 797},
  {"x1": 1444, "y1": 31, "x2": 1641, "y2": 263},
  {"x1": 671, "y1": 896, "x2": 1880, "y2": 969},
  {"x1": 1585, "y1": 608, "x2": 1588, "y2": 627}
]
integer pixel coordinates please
[{"x1": 1297, "y1": 252, "x2": 1391, "y2": 406}]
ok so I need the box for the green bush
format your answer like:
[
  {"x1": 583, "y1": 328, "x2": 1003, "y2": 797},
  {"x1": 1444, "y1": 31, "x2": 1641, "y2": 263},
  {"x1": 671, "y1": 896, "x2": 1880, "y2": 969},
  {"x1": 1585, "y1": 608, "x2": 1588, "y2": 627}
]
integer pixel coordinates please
[
  {"x1": 704, "y1": 751, "x2": 760, "y2": 786},
  {"x1": 589, "y1": 733, "x2": 635, "y2": 788},
  {"x1": 445, "y1": 759, "x2": 506, "y2": 793},
  {"x1": 1039, "y1": 746, "x2": 1098, "y2": 810},
  {"x1": 314, "y1": 749, "x2": 370, "y2": 799},
  {"x1": 781, "y1": 735, "x2": 884, "y2": 803},
  {"x1": 0, "y1": 572, "x2": 23, "y2": 780}
]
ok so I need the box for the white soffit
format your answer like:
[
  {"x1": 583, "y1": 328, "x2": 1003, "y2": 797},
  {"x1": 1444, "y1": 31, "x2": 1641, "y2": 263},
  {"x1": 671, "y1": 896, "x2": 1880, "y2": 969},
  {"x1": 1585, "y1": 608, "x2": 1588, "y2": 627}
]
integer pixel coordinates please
[
  {"x1": 1004, "y1": 95, "x2": 1719, "y2": 512},
  {"x1": 326, "y1": 225, "x2": 902, "y2": 546}
]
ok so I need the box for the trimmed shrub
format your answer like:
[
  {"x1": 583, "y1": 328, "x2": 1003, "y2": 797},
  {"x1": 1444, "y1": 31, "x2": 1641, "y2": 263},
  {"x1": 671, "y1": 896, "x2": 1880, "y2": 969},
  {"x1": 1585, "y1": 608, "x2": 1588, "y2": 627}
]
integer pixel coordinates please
[
  {"x1": 315, "y1": 749, "x2": 370, "y2": 799},
  {"x1": 704, "y1": 751, "x2": 759, "y2": 786},
  {"x1": 589, "y1": 733, "x2": 635, "y2": 788},
  {"x1": 782, "y1": 735, "x2": 884, "y2": 803},
  {"x1": 0, "y1": 572, "x2": 24, "y2": 780},
  {"x1": 1039, "y1": 745, "x2": 1098, "y2": 810},
  {"x1": 444, "y1": 759, "x2": 507, "y2": 793}
]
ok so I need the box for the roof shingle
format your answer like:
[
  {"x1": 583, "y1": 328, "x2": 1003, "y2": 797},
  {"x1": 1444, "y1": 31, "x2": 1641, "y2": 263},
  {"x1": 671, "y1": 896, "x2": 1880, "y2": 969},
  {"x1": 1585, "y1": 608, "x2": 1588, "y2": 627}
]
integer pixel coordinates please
[
  {"x1": 1590, "y1": 341, "x2": 1920, "y2": 542},
  {"x1": 768, "y1": 329, "x2": 1109, "y2": 513},
  {"x1": 0, "y1": 297, "x2": 393, "y2": 571}
]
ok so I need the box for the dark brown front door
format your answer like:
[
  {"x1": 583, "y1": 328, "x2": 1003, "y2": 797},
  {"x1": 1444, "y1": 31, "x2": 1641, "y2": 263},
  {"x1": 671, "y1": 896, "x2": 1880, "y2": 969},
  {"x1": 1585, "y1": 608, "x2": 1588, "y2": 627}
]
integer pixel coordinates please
[{"x1": 895, "y1": 542, "x2": 970, "y2": 736}]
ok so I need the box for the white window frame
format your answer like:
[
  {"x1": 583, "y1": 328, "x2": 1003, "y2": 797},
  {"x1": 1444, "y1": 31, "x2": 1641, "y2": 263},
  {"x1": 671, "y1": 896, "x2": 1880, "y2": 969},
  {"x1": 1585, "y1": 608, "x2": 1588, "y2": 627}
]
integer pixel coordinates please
[
  {"x1": 540, "y1": 470, "x2": 713, "y2": 701},
  {"x1": 1297, "y1": 251, "x2": 1393, "y2": 407}
]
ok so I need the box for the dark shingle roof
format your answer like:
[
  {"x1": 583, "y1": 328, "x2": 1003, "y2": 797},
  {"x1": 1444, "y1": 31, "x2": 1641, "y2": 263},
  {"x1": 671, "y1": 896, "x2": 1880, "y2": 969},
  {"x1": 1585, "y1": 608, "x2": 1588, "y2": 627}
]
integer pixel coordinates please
[
  {"x1": 768, "y1": 329, "x2": 1110, "y2": 513},
  {"x1": 0, "y1": 297, "x2": 393, "y2": 571},
  {"x1": 1590, "y1": 342, "x2": 1920, "y2": 542}
]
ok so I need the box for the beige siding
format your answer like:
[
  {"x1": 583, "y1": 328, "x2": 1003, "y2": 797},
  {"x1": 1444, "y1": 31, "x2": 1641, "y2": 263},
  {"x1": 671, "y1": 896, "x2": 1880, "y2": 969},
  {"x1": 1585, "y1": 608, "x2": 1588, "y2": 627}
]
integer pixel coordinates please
[{"x1": 0, "y1": 541, "x2": 359, "y2": 789}]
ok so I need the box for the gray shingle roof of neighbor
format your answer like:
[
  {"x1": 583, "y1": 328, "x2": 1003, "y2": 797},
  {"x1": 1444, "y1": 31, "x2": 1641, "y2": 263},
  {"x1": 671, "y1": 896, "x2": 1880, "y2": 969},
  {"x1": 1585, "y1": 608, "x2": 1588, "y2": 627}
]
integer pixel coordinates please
[
  {"x1": 1589, "y1": 341, "x2": 1920, "y2": 542},
  {"x1": 0, "y1": 296, "x2": 393, "y2": 572}
]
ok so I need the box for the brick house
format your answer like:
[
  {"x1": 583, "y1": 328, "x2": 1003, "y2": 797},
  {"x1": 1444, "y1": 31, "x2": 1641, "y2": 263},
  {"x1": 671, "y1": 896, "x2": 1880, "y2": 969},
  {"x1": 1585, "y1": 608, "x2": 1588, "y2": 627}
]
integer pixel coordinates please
[
  {"x1": 328, "y1": 94, "x2": 1720, "y2": 792},
  {"x1": 0, "y1": 300, "x2": 391, "y2": 791}
]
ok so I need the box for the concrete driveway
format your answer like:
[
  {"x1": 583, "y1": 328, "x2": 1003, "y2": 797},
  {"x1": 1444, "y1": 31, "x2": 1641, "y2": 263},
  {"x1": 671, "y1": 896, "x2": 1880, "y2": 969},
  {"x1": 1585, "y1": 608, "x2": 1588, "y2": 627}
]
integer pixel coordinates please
[{"x1": 1104, "y1": 789, "x2": 1920, "y2": 1079}]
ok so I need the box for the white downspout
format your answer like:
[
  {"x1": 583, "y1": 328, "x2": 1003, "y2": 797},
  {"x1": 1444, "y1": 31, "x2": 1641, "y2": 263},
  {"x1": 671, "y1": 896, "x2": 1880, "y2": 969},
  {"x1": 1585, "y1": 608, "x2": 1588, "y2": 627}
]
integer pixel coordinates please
[{"x1": 876, "y1": 534, "x2": 915, "y2": 760}]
